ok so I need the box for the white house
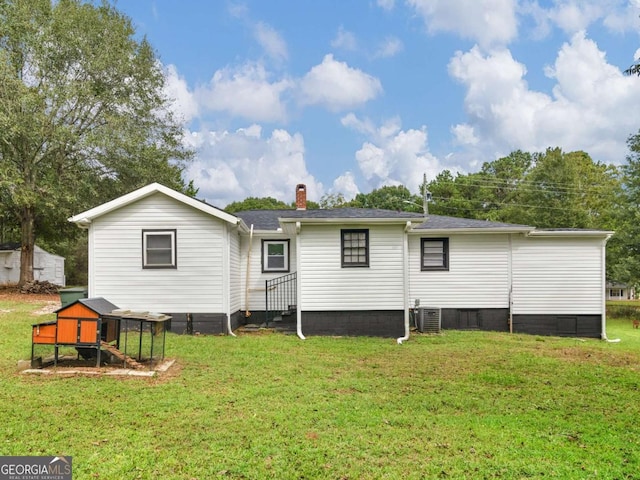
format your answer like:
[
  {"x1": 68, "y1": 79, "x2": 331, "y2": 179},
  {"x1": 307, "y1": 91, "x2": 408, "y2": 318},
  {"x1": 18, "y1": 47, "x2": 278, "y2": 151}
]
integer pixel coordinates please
[
  {"x1": 0, "y1": 243, "x2": 66, "y2": 286},
  {"x1": 605, "y1": 281, "x2": 635, "y2": 300},
  {"x1": 69, "y1": 183, "x2": 612, "y2": 339}
]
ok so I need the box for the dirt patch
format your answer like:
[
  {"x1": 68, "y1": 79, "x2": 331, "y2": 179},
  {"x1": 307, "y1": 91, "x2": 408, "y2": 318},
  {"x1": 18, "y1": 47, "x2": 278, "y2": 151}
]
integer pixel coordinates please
[
  {"x1": 543, "y1": 346, "x2": 640, "y2": 369},
  {"x1": 31, "y1": 301, "x2": 61, "y2": 315},
  {"x1": 0, "y1": 287, "x2": 60, "y2": 304},
  {"x1": 23, "y1": 358, "x2": 179, "y2": 380}
]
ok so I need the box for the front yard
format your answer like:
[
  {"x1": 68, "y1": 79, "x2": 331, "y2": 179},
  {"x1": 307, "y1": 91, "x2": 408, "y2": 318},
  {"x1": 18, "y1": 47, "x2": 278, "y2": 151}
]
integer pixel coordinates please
[{"x1": 1, "y1": 294, "x2": 639, "y2": 479}]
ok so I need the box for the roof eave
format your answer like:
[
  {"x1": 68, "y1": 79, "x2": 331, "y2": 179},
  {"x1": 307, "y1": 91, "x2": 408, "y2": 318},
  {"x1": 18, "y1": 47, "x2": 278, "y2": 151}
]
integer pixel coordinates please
[
  {"x1": 68, "y1": 183, "x2": 239, "y2": 227},
  {"x1": 278, "y1": 217, "x2": 421, "y2": 225},
  {"x1": 410, "y1": 227, "x2": 534, "y2": 235},
  {"x1": 526, "y1": 230, "x2": 614, "y2": 238}
]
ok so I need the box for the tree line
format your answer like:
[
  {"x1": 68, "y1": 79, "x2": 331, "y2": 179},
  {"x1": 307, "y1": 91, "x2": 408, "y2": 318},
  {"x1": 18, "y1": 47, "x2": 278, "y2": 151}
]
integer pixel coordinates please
[
  {"x1": 227, "y1": 143, "x2": 640, "y2": 288},
  {"x1": 2, "y1": 0, "x2": 640, "y2": 290}
]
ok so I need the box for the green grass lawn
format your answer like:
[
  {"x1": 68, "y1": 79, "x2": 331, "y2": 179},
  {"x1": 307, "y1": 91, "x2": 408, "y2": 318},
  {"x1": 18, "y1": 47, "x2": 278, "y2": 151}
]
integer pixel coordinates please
[{"x1": 2, "y1": 299, "x2": 640, "y2": 479}]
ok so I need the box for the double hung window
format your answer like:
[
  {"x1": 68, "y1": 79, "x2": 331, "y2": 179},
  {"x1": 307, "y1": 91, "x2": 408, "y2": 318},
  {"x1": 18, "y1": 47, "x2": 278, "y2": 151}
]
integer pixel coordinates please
[
  {"x1": 341, "y1": 229, "x2": 369, "y2": 267},
  {"x1": 143, "y1": 230, "x2": 176, "y2": 268}
]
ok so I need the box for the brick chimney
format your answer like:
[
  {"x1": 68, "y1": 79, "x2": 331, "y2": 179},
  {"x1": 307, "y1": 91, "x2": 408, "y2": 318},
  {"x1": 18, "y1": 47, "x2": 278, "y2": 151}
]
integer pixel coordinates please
[{"x1": 295, "y1": 184, "x2": 307, "y2": 210}]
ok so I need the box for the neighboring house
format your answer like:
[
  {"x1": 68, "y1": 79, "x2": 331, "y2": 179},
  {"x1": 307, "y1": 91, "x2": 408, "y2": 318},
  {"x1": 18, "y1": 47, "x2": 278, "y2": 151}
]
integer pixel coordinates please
[
  {"x1": 0, "y1": 243, "x2": 66, "y2": 286},
  {"x1": 606, "y1": 281, "x2": 635, "y2": 300},
  {"x1": 68, "y1": 183, "x2": 613, "y2": 339}
]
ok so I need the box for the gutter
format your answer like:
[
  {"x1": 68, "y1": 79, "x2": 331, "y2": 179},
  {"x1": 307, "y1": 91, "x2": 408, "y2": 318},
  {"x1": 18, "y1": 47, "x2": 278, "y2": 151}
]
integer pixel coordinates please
[
  {"x1": 244, "y1": 224, "x2": 254, "y2": 316},
  {"x1": 69, "y1": 217, "x2": 92, "y2": 229},
  {"x1": 600, "y1": 234, "x2": 620, "y2": 343},
  {"x1": 397, "y1": 223, "x2": 411, "y2": 344},
  {"x1": 226, "y1": 223, "x2": 236, "y2": 337},
  {"x1": 410, "y1": 227, "x2": 532, "y2": 235},
  {"x1": 295, "y1": 222, "x2": 305, "y2": 340},
  {"x1": 526, "y1": 230, "x2": 614, "y2": 238}
]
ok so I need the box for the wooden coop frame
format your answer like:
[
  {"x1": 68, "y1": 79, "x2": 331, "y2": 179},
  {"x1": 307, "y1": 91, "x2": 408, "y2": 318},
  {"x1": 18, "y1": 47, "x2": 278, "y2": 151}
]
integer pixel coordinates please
[
  {"x1": 31, "y1": 298, "x2": 171, "y2": 369},
  {"x1": 32, "y1": 298, "x2": 120, "y2": 367}
]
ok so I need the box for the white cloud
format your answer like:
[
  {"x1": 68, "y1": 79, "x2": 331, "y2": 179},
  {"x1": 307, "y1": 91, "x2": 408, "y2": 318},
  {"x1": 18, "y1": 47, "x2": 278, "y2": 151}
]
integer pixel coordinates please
[
  {"x1": 374, "y1": 36, "x2": 404, "y2": 58},
  {"x1": 407, "y1": 0, "x2": 518, "y2": 49},
  {"x1": 523, "y1": 1, "x2": 640, "y2": 36},
  {"x1": 196, "y1": 62, "x2": 292, "y2": 122},
  {"x1": 343, "y1": 114, "x2": 448, "y2": 193},
  {"x1": 603, "y1": 0, "x2": 640, "y2": 33},
  {"x1": 163, "y1": 64, "x2": 198, "y2": 123},
  {"x1": 451, "y1": 124, "x2": 479, "y2": 146},
  {"x1": 298, "y1": 54, "x2": 383, "y2": 111},
  {"x1": 331, "y1": 26, "x2": 358, "y2": 51},
  {"x1": 377, "y1": 0, "x2": 395, "y2": 11},
  {"x1": 546, "y1": 1, "x2": 605, "y2": 34},
  {"x1": 184, "y1": 126, "x2": 322, "y2": 207},
  {"x1": 331, "y1": 172, "x2": 360, "y2": 200},
  {"x1": 254, "y1": 21, "x2": 288, "y2": 63},
  {"x1": 447, "y1": 33, "x2": 640, "y2": 164}
]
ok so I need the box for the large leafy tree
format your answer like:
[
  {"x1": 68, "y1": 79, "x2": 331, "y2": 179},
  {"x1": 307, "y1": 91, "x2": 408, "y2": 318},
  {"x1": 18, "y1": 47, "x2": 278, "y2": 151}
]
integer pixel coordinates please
[
  {"x1": 349, "y1": 185, "x2": 423, "y2": 212},
  {"x1": 224, "y1": 196, "x2": 320, "y2": 213},
  {"x1": 608, "y1": 131, "x2": 640, "y2": 286},
  {"x1": 224, "y1": 197, "x2": 292, "y2": 213},
  {"x1": 514, "y1": 148, "x2": 619, "y2": 229},
  {"x1": 428, "y1": 148, "x2": 619, "y2": 229},
  {"x1": 0, "y1": 0, "x2": 192, "y2": 285}
]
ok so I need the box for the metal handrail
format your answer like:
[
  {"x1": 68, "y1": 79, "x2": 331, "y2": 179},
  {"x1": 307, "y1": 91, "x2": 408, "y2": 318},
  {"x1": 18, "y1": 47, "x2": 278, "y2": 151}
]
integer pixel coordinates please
[{"x1": 265, "y1": 272, "x2": 297, "y2": 325}]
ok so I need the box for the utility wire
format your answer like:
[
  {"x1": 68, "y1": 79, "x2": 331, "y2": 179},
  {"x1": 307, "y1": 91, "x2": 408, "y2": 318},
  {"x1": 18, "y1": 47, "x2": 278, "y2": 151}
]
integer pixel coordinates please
[
  {"x1": 428, "y1": 195, "x2": 605, "y2": 212},
  {"x1": 426, "y1": 177, "x2": 618, "y2": 196}
]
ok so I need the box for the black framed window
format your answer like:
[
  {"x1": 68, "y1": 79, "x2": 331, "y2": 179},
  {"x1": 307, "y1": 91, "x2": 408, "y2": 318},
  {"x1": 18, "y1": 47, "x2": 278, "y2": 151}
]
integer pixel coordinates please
[
  {"x1": 421, "y1": 238, "x2": 449, "y2": 271},
  {"x1": 262, "y1": 239, "x2": 290, "y2": 272},
  {"x1": 341, "y1": 229, "x2": 369, "y2": 267},
  {"x1": 142, "y1": 230, "x2": 176, "y2": 268}
]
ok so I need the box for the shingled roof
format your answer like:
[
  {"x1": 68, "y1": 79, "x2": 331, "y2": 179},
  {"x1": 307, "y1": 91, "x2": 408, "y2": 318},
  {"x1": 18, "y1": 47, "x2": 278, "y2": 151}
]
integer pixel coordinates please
[
  {"x1": 412, "y1": 215, "x2": 532, "y2": 230},
  {"x1": 235, "y1": 208, "x2": 533, "y2": 232}
]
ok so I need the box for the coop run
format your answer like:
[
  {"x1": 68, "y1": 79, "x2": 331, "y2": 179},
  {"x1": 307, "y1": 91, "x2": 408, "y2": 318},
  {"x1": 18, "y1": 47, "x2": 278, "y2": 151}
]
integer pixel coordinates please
[{"x1": 31, "y1": 297, "x2": 171, "y2": 369}]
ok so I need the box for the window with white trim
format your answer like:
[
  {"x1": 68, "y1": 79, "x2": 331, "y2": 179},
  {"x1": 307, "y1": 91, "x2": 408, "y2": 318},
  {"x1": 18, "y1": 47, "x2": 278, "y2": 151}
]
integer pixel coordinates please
[
  {"x1": 262, "y1": 240, "x2": 289, "y2": 272},
  {"x1": 421, "y1": 238, "x2": 449, "y2": 271},
  {"x1": 142, "y1": 230, "x2": 176, "y2": 268}
]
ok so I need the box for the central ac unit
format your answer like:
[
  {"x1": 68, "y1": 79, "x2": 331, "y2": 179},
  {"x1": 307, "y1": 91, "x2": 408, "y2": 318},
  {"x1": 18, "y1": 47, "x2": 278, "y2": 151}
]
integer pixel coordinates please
[{"x1": 416, "y1": 307, "x2": 441, "y2": 333}]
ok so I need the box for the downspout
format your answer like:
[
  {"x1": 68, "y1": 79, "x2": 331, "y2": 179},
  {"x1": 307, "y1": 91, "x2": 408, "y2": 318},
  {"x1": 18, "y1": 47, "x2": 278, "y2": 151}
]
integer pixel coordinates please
[
  {"x1": 508, "y1": 234, "x2": 513, "y2": 334},
  {"x1": 397, "y1": 221, "x2": 411, "y2": 344},
  {"x1": 600, "y1": 235, "x2": 620, "y2": 343},
  {"x1": 295, "y1": 221, "x2": 305, "y2": 340},
  {"x1": 244, "y1": 225, "x2": 254, "y2": 317},
  {"x1": 226, "y1": 224, "x2": 236, "y2": 337}
]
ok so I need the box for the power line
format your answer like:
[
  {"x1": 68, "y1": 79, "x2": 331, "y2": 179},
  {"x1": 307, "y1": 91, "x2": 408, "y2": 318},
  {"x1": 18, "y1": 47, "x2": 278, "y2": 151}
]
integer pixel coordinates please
[
  {"x1": 429, "y1": 195, "x2": 605, "y2": 212},
  {"x1": 426, "y1": 177, "x2": 619, "y2": 197}
]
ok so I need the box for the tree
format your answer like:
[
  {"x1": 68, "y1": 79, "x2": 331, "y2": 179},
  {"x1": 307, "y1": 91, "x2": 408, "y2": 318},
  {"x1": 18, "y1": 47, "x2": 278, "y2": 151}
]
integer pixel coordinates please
[
  {"x1": 608, "y1": 131, "x2": 640, "y2": 286},
  {"x1": 427, "y1": 149, "x2": 619, "y2": 229},
  {"x1": 625, "y1": 55, "x2": 640, "y2": 76},
  {"x1": 319, "y1": 192, "x2": 348, "y2": 209},
  {"x1": 0, "y1": 0, "x2": 192, "y2": 285},
  {"x1": 224, "y1": 197, "x2": 292, "y2": 213},
  {"x1": 427, "y1": 170, "x2": 492, "y2": 218},
  {"x1": 513, "y1": 148, "x2": 619, "y2": 229},
  {"x1": 350, "y1": 185, "x2": 423, "y2": 212}
]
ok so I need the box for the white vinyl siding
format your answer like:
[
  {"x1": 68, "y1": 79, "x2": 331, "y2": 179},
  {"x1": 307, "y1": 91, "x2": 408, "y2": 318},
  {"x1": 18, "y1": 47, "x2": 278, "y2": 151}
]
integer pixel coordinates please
[
  {"x1": 241, "y1": 233, "x2": 296, "y2": 311},
  {"x1": 409, "y1": 234, "x2": 510, "y2": 308},
  {"x1": 512, "y1": 236, "x2": 603, "y2": 314},
  {"x1": 300, "y1": 224, "x2": 405, "y2": 310},
  {"x1": 89, "y1": 193, "x2": 228, "y2": 313}
]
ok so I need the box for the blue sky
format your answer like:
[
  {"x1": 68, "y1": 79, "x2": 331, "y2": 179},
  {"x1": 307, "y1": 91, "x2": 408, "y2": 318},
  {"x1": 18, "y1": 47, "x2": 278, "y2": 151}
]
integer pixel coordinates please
[{"x1": 116, "y1": 0, "x2": 640, "y2": 207}]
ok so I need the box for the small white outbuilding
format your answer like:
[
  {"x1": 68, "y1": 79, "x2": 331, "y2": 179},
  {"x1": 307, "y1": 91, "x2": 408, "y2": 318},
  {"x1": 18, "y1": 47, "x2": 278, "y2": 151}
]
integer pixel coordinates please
[{"x1": 0, "y1": 243, "x2": 66, "y2": 286}]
